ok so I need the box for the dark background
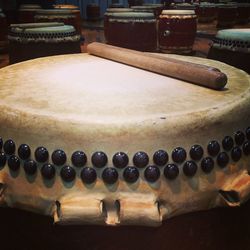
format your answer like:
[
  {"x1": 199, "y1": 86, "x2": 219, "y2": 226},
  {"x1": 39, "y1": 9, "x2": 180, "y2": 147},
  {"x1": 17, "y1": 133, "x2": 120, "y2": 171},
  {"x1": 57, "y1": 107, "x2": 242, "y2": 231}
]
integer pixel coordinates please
[{"x1": 0, "y1": 200, "x2": 250, "y2": 250}]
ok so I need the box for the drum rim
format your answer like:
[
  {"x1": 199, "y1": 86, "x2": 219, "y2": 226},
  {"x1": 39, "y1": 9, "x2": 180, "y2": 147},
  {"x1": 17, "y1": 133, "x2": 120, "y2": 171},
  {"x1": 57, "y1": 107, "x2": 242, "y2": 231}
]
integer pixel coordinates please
[
  {"x1": 105, "y1": 12, "x2": 155, "y2": 18},
  {"x1": 216, "y1": 28, "x2": 250, "y2": 41},
  {"x1": 161, "y1": 9, "x2": 196, "y2": 15}
]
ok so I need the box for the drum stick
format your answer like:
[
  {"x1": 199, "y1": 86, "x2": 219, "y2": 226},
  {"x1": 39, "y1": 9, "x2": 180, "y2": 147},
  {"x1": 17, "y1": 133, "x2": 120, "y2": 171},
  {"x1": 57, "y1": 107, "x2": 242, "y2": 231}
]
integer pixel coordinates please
[{"x1": 87, "y1": 42, "x2": 227, "y2": 90}]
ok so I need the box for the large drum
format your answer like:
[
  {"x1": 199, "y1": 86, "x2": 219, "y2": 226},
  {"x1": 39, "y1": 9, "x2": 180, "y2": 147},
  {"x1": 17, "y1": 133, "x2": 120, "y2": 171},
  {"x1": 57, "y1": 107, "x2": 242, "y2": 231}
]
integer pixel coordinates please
[
  {"x1": 18, "y1": 4, "x2": 42, "y2": 23},
  {"x1": 0, "y1": 52, "x2": 249, "y2": 227},
  {"x1": 158, "y1": 10, "x2": 197, "y2": 54},
  {"x1": 104, "y1": 12, "x2": 157, "y2": 51},
  {"x1": 197, "y1": 3, "x2": 216, "y2": 23},
  {"x1": 35, "y1": 9, "x2": 81, "y2": 35},
  {"x1": 216, "y1": 4, "x2": 237, "y2": 28},
  {"x1": 8, "y1": 23, "x2": 81, "y2": 64},
  {"x1": 86, "y1": 4, "x2": 100, "y2": 21},
  {"x1": 208, "y1": 29, "x2": 250, "y2": 74}
]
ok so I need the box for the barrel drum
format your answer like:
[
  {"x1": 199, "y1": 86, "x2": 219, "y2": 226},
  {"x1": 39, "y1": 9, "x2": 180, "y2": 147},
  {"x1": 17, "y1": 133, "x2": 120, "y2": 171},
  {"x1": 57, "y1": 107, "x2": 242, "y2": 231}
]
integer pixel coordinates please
[
  {"x1": 158, "y1": 10, "x2": 197, "y2": 54},
  {"x1": 8, "y1": 23, "x2": 81, "y2": 64},
  {"x1": 104, "y1": 12, "x2": 157, "y2": 51},
  {"x1": 197, "y1": 4, "x2": 216, "y2": 23},
  {"x1": 208, "y1": 29, "x2": 250, "y2": 74}
]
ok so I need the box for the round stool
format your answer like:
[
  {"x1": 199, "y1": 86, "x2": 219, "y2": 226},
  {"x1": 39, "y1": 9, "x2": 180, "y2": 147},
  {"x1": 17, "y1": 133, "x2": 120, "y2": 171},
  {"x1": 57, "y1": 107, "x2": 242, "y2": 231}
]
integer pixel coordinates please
[
  {"x1": 8, "y1": 23, "x2": 81, "y2": 64},
  {"x1": 158, "y1": 10, "x2": 197, "y2": 54},
  {"x1": 18, "y1": 4, "x2": 42, "y2": 23},
  {"x1": 208, "y1": 28, "x2": 250, "y2": 74},
  {"x1": 104, "y1": 12, "x2": 157, "y2": 51}
]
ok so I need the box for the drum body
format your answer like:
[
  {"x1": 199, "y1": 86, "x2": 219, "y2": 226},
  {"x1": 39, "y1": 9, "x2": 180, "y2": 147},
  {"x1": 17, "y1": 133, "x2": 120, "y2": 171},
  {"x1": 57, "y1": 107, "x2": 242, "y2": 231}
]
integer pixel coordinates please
[
  {"x1": 35, "y1": 9, "x2": 81, "y2": 35},
  {"x1": 18, "y1": 4, "x2": 42, "y2": 23},
  {"x1": 217, "y1": 5, "x2": 237, "y2": 28},
  {"x1": 8, "y1": 23, "x2": 81, "y2": 64},
  {"x1": 236, "y1": 3, "x2": 250, "y2": 24},
  {"x1": 104, "y1": 12, "x2": 157, "y2": 51},
  {"x1": 86, "y1": 4, "x2": 100, "y2": 21},
  {"x1": 158, "y1": 10, "x2": 197, "y2": 54},
  {"x1": 208, "y1": 29, "x2": 250, "y2": 74},
  {"x1": 197, "y1": 4, "x2": 216, "y2": 23}
]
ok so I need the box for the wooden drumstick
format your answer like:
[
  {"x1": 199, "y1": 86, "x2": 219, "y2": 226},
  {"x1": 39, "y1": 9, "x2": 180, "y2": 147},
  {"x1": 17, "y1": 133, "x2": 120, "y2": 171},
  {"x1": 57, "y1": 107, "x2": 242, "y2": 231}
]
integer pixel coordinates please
[{"x1": 87, "y1": 42, "x2": 227, "y2": 90}]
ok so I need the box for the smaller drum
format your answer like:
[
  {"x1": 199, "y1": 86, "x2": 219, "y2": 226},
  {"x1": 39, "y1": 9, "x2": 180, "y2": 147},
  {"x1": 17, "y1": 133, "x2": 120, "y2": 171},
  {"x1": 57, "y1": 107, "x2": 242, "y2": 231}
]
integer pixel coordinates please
[
  {"x1": 158, "y1": 10, "x2": 197, "y2": 54},
  {"x1": 197, "y1": 3, "x2": 216, "y2": 23},
  {"x1": 236, "y1": 3, "x2": 250, "y2": 25},
  {"x1": 8, "y1": 23, "x2": 81, "y2": 64},
  {"x1": 208, "y1": 29, "x2": 250, "y2": 74},
  {"x1": 35, "y1": 9, "x2": 81, "y2": 35},
  {"x1": 18, "y1": 4, "x2": 42, "y2": 23},
  {"x1": 104, "y1": 12, "x2": 157, "y2": 51},
  {"x1": 216, "y1": 4, "x2": 237, "y2": 28},
  {"x1": 86, "y1": 4, "x2": 100, "y2": 21}
]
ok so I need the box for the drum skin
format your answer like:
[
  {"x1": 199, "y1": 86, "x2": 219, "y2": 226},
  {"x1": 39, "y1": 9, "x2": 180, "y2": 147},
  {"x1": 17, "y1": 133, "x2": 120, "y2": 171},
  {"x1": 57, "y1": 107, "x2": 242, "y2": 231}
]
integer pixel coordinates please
[
  {"x1": 158, "y1": 10, "x2": 197, "y2": 54},
  {"x1": 104, "y1": 12, "x2": 157, "y2": 51},
  {"x1": 0, "y1": 53, "x2": 249, "y2": 227}
]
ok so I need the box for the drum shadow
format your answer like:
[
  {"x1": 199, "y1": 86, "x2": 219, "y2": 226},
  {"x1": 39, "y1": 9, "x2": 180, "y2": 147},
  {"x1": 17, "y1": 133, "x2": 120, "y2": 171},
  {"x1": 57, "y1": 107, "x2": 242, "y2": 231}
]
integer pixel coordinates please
[
  {"x1": 183, "y1": 176, "x2": 199, "y2": 191},
  {"x1": 147, "y1": 179, "x2": 161, "y2": 190},
  {"x1": 204, "y1": 170, "x2": 216, "y2": 184},
  {"x1": 62, "y1": 179, "x2": 76, "y2": 189},
  {"x1": 25, "y1": 172, "x2": 37, "y2": 184},
  {"x1": 82, "y1": 181, "x2": 97, "y2": 189},
  {"x1": 125, "y1": 179, "x2": 140, "y2": 191},
  {"x1": 104, "y1": 181, "x2": 119, "y2": 192},
  {"x1": 9, "y1": 169, "x2": 20, "y2": 178},
  {"x1": 43, "y1": 177, "x2": 56, "y2": 188},
  {"x1": 165, "y1": 178, "x2": 181, "y2": 194}
]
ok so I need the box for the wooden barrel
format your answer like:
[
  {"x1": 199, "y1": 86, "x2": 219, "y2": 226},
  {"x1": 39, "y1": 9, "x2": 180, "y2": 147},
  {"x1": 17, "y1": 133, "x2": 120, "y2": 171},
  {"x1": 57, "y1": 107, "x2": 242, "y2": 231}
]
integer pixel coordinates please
[
  {"x1": 104, "y1": 12, "x2": 157, "y2": 51},
  {"x1": 8, "y1": 23, "x2": 81, "y2": 64},
  {"x1": 158, "y1": 10, "x2": 197, "y2": 54},
  {"x1": 18, "y1": 4, "x2": 42, "y2": 23},
  {"x1": 208, "y1": 28, "x2": 250, "y2": 74}
]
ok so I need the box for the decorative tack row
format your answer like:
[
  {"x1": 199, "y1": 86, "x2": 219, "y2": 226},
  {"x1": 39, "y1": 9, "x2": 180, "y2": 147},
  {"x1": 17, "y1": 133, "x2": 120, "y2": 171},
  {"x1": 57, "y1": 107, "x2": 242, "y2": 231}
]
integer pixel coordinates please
[{"x1": 0, "y1": 128, "x2": 249, "y2": 185}]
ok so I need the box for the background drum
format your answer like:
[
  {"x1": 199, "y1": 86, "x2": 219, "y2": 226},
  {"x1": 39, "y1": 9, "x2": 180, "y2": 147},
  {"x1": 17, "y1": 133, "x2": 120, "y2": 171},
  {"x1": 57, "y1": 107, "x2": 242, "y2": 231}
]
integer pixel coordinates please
[
  {"x1": 18, "y1": 4, "x2": 42, "y2": 23},
  {"x1": 158, "y1": 10, "x2": 197, "y2": 54},
  {"x1": 8, "y1": 23, "x2": 81, "y2": 64},
  {"x1": 208, "y1": 29, "x2": 250, "y2": 74},
  {"x1": 216, "y1": 4, "x2": 237, "y2": 28},
  {"x1": 86, "y1": 3, "x2": 101, "y2": 21},
  {"x1": 104, "y1": 12, "x2": 157, "y2": 51},
  {"x1": 197, "y1": 3, "x2": 216, "y2": 23},
  {"x1": 0, "y1": 8, "x2": 8, "y2": 52}
]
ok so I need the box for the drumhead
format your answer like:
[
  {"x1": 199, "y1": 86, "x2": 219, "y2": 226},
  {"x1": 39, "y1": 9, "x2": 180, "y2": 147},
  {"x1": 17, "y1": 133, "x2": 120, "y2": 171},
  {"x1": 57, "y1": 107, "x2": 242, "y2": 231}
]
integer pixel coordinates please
[
  {"x1": 36, "y1": 9, "x2": 75, "y2": 15},
  {"x1": 216, "y1": 29, "x2": 250, "y2": 42},
  {"x1": 106, "y1": 12, "x2": 155, "y2": 19},
  {"x1": 19, "y1": 4, "x2": 42, "y2": 10},
  {"x1": 106, "y1": 8, "x2": 133, "y2": 13},
  {"x1": 161, "y1": 9, "x2": 195, "y2": 15}
]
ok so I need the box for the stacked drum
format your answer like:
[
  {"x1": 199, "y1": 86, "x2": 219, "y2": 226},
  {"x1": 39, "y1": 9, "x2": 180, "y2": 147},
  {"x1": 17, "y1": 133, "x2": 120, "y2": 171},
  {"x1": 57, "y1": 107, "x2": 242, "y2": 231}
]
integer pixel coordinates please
[
  {"x1": 18, "y1": 4, "x2": 42, "y2": 23},
  {"x1": 104, "y1": 12, "x2": 157, "y2": 51},
  {"x1": 208, "y1": 29, "x2": 250, "y2": 74},
  {"x1": 158, "y1": 10, "x2": 197, "y2": 54},
  {"x1": 8, "y1": 23, "x2": 81, "y2": 64}
]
